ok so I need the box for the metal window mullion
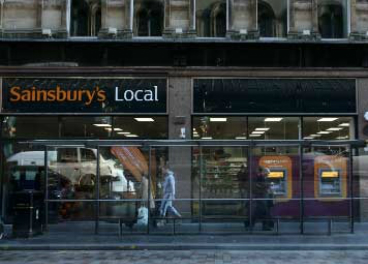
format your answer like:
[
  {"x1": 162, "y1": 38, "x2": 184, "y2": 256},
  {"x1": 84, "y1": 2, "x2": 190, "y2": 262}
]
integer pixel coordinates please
[
  {"x1": 44, "y1": 146, "x2": 49, "y2": 232},
  {"x1": 199, "y1": 145, "x2": 203, "y2": 233},
  {"x1": 148, "y1": 146, "x2": 152, "y2": 234},
  {"x1": 248, "y1": 144, "x2": 253, "y2": 233},
  {"x1": 349, "y1": 145, "x2": 354, "y2": 233},
  {"x1": 95, "y1": 145, "x2": 100, "y2": 235},
  {"x1": 299, "y1": 143, "x2": 304, "y2": 234}
]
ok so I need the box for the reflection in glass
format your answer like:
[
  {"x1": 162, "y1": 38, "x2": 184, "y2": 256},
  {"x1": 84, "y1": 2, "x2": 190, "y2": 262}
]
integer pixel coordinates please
[
  {"x1": 113, "y1": 116, "x2": 168, "y2": 139},
  {"x1": 193, "y1": 116, "x2": 247, "y2": 139},
  {"x1": 318, "y1": 0, "x2": 347, "y2": 38},
  {"x1": 60, "y1": 116, "x2": 112, "y2": 138},
  {"x1": 196, "y1": 0, "x2": 227, "y2": 37},
  {"x1": 248, "y1": 117, "x2": 299, "y2": 140},
  {"x1": 258, "y1": 0, "x2": 287, "y2": 38},
  {"x1": 2, "y1": 116, "x2": 59, "y2": 138},
  {"x1": 134, "y1": 0, "x2": 164, "y2": 36},
  {"x1": 303, "y1": 117, "x2": 353, "y2": 140}
]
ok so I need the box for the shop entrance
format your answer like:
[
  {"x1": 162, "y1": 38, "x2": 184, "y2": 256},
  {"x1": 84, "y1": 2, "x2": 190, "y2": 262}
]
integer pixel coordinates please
[{"x1": 3, "y1": 140, "x2": 362, "y2": 236}]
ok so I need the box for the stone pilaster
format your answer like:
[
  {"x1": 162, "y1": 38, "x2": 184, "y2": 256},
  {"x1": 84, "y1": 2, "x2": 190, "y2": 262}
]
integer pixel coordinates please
[
  {"x1": 163, "y1": 0, "x2": 195, "y2": 38},
  {"x1": 227, "y1": 0, "x2": 258, "y2": 40}
]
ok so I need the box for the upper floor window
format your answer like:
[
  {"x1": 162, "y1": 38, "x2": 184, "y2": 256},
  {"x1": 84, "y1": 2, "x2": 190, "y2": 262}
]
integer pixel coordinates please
[
  {"x1": 71, "y1": 0, "x2": 101, "y2": 37},
  {"x1": 318, "y1": 0, "x2": 347, "y2": 39},
  {"x1": 258, "y1": 0, "x2": 287, "y2": 38},
  {"x1": 134, "y1": 0, "x2": 164, "y2": 36},
  {"x1": 197, "y1": 0, "x2": 227, "y2": 37}
]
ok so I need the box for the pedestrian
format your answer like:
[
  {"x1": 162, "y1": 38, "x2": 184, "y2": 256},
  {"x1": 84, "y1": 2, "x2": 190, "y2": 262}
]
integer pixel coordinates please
[{"x1": 159, "y1": 163, "x2": 181, "y2": 220}]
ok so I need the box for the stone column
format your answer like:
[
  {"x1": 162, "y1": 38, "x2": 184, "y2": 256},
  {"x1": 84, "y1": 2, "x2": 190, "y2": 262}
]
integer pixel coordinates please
[
  {"x1": 350, "y1": 0, "x2": 368, "y2": 40},
  {"x1": 164, "y1": 0, "x2": 195, "y2": 37},
  {"x1": 288, "y1": 0, "x2": 317, "y2": 39},
  {"x1": 168, "y1": 77, "x2": 192, "y2": 214},
  {"x1": 227, "y1": 0, "x2": 258, "y2": 40},
  {"x1": 41, "y1": 0, "x2": 68, "y2": 38},
  {"x1": 99, "y1": 0, "x2": 132, "y2": 38}
]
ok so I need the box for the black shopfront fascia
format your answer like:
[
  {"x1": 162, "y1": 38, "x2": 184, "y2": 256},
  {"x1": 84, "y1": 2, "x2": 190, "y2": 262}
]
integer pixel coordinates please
[{"x1": 193, "y1": 79, "x2": 357, "y2": 115}]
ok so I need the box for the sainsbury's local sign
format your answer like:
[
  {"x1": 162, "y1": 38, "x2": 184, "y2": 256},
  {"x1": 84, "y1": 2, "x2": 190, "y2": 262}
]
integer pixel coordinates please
[{"x1": 1, "y1": 78, "x2": 167, "y2": 113}]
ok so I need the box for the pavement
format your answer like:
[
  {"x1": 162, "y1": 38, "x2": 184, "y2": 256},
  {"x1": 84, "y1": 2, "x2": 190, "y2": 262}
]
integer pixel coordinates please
[{"x1": 1, "y1": 250, "x2": 368, "y2": 264}]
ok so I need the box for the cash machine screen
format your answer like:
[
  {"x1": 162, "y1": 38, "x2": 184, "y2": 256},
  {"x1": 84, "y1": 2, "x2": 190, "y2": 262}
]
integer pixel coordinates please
[
  {"x1": 319, "y1": 169, "x2": 341, "y2": 196},
  {"x1": 267, "y1": 168, "x2": 287, "y2": 196}
]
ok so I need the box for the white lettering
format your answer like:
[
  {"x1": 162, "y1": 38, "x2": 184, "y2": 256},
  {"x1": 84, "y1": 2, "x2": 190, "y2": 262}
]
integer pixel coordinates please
[
  {"x1": 124, "y1": 90, "x2": 134, "y2": 101},
  {"x1": 115, "y1": 87, "x2": 124, "y2": 101},
  {"x1": 135, "y1": 90, "x2": 143, "y2": 101},
  {"x1": 144, "y1": 90, "x2": 153, "y2": 101},
  {"x1": 154, "y1": 86, "x2": 158, "y2": 101}
]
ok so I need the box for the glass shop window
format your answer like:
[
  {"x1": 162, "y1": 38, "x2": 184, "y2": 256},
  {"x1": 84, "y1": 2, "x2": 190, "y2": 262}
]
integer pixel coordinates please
[
  {"x1": 60, "y1": 116, "x2": 112, "y2": 138},
  {"x1": 302, "y1": 117, "x2": 354, "y2": 140},
  {"x1": 318, "y1": 0, "x2": 348, "y2": 39},
  {"x1": 2, "y1": 116, "x2": 59, "y2": 139},
  {"x1": 192, "y1": 116, "x2": 247, "y2": 139},
  {"x1": 134, "y1": 0, "x2": 164, "y2": 36},
  {"x1": 71, "y1": 0, "x2": 101, "y2": 36},
  {"x1": 258, "y1": 0, "x2": 287, "y2": 38},
  {"x1": 113, "y1": 116, "x2": 168, "y2": 139},
  {"x1": 196, "y1": 0, "x2": 227, "y2": 37},
  {"x1": 248, "y1": 117, "x2": 299, "y2": 140}
]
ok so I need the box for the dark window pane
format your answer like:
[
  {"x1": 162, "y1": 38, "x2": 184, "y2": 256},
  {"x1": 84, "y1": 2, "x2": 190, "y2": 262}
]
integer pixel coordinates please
[
  {"x1": 303, "y1": 117, "x2": 354, "y2": 140},
  {"x1": 193, "y1": 116, "x2": 247, "y2": 139},
  {"x1": 113, "y1": 116, "x2": 167, "y2": 139},
  {"x1": 2, "y1": 116, "x2": 59, "y2": 139},
  {"x1": 60, "y1": 116, "x2": 112, "y2": 138}
]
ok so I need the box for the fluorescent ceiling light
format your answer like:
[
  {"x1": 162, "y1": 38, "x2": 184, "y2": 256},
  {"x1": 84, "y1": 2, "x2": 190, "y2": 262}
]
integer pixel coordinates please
[
  {"x1": 249, "y1": 134, "x2": 262, "y2": 137},
  {"x1": 93, "y1": 124, "x2": 111, "y2": 127},
  {"x1": 193, "y1": 134, "x2": 200, "y2": 138},
  {"x1": 113, "y1": 128, "x2": 123, "y2": 131},
  {"x1": 304, "y1": 137, "x2": 314, "y2": 140},
  {"x1": 202, "y1": 137, "x2": 213, "y2": 140},
  {"x1": 327, "y1": 127, "x2": 343, "y2": 131},
  {"x1": 252, "y1": 131, "x2": 265, "y2": 134},
  {"x1": 336, "y1": 136, "x2": 347, "y2": 140},
  {"x1": 317, "y1": 118, "x2": 338, "y2": 122},
  {"x1": 104, "y1": 128, "x2": 112, "y2": 132},
  {"x1": 255, "y1": 128, "x2": 270, "y2": 131},
  {"x1": 317, "y1": 131, "x2": 331, "y2": 134},
  {"x1": 264, "y1": 118, "x2": 283, "y2": 122},
  {"x1": 310, "y1": 134, "x2": 321, "y2": 137},
  {"x1": 125, "y1": 134, "x2": 139, "y2": 138},
  {"x1": 117, "y1": 131, "x2": 131, "y2": 135},
  {"x1": 235, "y1": 136, "x2": 247, "y2": 140},
  {"x1": 339, "y1": 123, "x2": 350, "y2": 127},
  {"x1": 210, "y1": 118, "x2": 227, "y2": 122},
  {"x1": 134, "y1": 118, "x2": 154, "y2": 122}
]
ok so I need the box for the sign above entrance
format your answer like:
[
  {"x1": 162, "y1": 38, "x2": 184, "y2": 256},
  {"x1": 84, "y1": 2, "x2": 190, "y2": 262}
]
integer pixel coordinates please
[
  {"x1": 1, "y1": 78, "x2": 167, "y2": 113},
  {"x1": 193, "y1": 79, "x2": 356, "y2": 113}
]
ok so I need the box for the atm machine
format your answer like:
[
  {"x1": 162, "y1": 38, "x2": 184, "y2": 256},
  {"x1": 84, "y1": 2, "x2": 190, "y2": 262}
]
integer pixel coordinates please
[
  {"x1": 318, "y1": 169, "x2": 342, "y2": 197},
  {"x1": 267, "y1": 168, "x2": 288, "y2": 197}
]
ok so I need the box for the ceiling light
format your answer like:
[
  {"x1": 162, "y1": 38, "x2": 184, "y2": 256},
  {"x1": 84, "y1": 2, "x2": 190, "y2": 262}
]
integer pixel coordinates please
[
  {"x1": 339, "y1": 123, "x2": 350, "y2": 127},
  {"x1": 125, "y1": 134, "x2": 139, "y2": 138},
  {"x1": 113, "y1": 128, "x2": 123, "y2": 131},
  {"x1": 310, "y1": 134, "x2": 321, "y2": 137},
  {"x1": 104, "y1": 128, "x2": 112, "y2": 132},
  {"x1": 317, "y1": 131, "x2": 331, "y2": 134},
  {"x1": 249, "y1": 134, "x2": 262, "y2": 137},
  {"x1": 317, "y1": 118, "x2": 338, "y2": 122},
  {"x1": 134, "y1": 118, "x2": 154, "y2": 122},
  {"x1": 235, "y1": 136, "x2": 247, "y2": 140},
  {"x1": 336, "y1": 136, "x2": 347, "y2": 140},
  {"x1": 327, "y1": 127, "x2": 343, "y2": 131},
  {"x1": 304, "y1": 137, "x2": 314, "y2": 140},
  {"x1": 93, "y1": 124, "x2": 111, "y2": 127},
  {"x1": 117, "y1": 131, "x2": 131, "y2": 135},
  {"x1": 255, "y1": 128, "x2": 270, "y2": 131},
  {"x1": 264, "y1": 118, "x2": 283, "y2": 122},
  {"x1": 210, "y1": 118, "x2": 227, "y2": 122},
  {"x1": 252, "y1": 131, "x2": 265, "y2": 134},
  {"x1": 202, "y1": 137, "x2": 213, "y2": 140}
]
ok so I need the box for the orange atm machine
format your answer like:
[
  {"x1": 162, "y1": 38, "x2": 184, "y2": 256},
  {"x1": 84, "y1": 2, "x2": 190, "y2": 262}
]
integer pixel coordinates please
[
  {"x1": 314, "y1": 155, "x2": 347, "y2": 199},
  {"x1": 259, "y1": 156, "x2": 293, "y2": 200}
]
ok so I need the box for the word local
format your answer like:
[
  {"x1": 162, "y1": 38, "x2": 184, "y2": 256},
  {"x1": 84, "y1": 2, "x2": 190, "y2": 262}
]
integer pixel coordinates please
[{"x1": 115, "y1": 86, "x2": 158, "y2": 102}]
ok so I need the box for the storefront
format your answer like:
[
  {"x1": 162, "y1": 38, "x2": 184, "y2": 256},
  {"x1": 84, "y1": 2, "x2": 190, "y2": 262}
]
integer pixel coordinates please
[{"x1": 0, "y1": 75, "x2": 366, "y2": 237}]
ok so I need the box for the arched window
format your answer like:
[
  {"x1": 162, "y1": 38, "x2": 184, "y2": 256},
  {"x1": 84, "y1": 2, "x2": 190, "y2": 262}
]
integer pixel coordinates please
[
  {"x1": 135, "y1": 0, "x2": 164, "y2": 36},
  {"x1": 318, "y1": 1, "x2": 345, "y2": 38},
  {"x1": 197, "y1": 0, "x2": 226, "y2": 37},
  {"x1": 258, "y1": 1, "x2": 276, "y2": 37},
  {"x1": 71, "y1": 0, "x2": 101, "y2": 37},
  {"x1": 212, "y1": 2, "x2": 226, "y2": 37}
]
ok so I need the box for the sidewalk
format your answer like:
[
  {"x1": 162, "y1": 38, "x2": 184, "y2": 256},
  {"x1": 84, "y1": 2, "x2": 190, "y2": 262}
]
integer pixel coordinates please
[{"x1": 1, "y1": 222, "x2": 368, "y2": 251}]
